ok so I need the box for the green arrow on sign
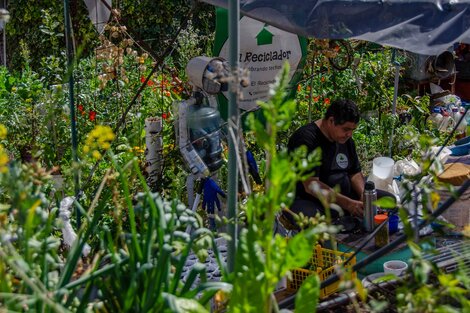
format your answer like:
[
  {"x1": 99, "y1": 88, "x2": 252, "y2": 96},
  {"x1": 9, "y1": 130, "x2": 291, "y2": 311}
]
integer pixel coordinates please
[{"x1": 256, "y1": 25, "x2": 273, "y2": 46}]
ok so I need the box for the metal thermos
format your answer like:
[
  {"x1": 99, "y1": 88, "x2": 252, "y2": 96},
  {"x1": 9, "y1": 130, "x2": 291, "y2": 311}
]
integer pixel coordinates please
[{"x1": 363, "y1": 181, "x2": 377, "y2": 232}]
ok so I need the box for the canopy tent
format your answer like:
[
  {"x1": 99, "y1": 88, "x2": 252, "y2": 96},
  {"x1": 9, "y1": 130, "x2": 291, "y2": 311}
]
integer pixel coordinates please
[{"x1": 200, "y1": 0, "x2": 470, "y2": 56}]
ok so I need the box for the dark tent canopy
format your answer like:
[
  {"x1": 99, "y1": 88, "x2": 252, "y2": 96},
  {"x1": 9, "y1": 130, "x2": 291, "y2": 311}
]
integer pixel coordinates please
[{"x1": 201, "y1": 0, "x2": 470, "y2": 55}]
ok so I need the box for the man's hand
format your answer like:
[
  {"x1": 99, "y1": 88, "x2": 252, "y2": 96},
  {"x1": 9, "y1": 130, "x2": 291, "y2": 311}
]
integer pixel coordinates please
[
  {"x1": 305, "y1": 178, "x2": 364, "y2": 217},
  {"x1": 346, "y1": 199, "x2": 363, "y2": 217}
]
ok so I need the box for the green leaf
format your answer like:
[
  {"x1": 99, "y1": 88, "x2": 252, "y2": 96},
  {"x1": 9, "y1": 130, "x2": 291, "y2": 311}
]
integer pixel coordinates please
[
  {"x1": 295, "y1": 274, "x2": 320, "y2": 313},
  {"x1": 374, "y1": 196, "x2": 396, "y2": 209},
  {"x1": 163, "y1": 293, "x2": 209, "y2": 313},
  {"x1": 283, "y1": 232, "x2": 314, "y2": 270},
  {"x1": 172, "y1": 298, "x2": 208, "y2": 313},
  {"x1": 354, "y1": 278, "x2": 368, "y2": 302},
  {"x1": 434, "y1": 305, "x2": 460, "y2": 313}
]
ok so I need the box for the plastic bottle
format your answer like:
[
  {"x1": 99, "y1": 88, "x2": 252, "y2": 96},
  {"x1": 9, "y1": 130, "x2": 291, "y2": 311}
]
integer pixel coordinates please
[
  {"x1": 439, "y1": 109, "x2": 453, "y2": 132},
  {"x1": 374, "y1": 214, "x2": 389, "y2": 248},
  {"x1": 451, "y1": 107, "x2": 460, "y2": 122},
  {"x1": 187, "y1": 105, "x2": 223, "y2": 172},
  {"x1": 428, "y1": 107, "x2": 442, "y2": 129},
  {"x1": 456, "y1": 107, "x2": 468, "y2": 137},
  {"x1": 363, "y1": 181, "x2": 377, "y2": 232}
]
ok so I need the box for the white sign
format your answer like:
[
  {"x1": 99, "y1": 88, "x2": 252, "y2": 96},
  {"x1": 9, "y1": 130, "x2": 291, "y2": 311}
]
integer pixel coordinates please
[{"x1": 219, "y1": 17, "x2": 303, "y2": 111}]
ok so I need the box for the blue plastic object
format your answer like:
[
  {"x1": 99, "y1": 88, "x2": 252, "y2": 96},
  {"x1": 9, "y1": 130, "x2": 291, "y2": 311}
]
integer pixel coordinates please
[
  {"x1": 454, "y1": 135, "x2": 470, "y2": 146},
  {"x1": 450, "y1": 142, "x2": 470, "y2": 156},
  {"x1": 246, "y1": 150, "x2": 262, "y2": 184},
  {"x1": 389, "y1": 215, "x2": 399, "y2": 234},
  {"x1": 202, "y1": 177, "x2": 226, "y2": 214}
]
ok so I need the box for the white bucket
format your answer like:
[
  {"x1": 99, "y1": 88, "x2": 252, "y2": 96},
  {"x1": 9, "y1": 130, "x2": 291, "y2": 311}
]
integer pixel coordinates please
[{"x1": 373, "y1": 157, "x2": 395, "y2": 180}]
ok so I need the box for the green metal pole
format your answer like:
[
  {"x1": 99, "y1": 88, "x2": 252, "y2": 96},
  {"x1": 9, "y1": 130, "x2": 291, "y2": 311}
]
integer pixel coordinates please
[
  {"x1": 64, "y1": 0, "x2": 80, "y2": 226},
  {"x1": 388, "y1": 49, "x2": 400, "y2": 157},
  {"x1": 227, "y1": 0, "x2": 239, "y2": 273}
]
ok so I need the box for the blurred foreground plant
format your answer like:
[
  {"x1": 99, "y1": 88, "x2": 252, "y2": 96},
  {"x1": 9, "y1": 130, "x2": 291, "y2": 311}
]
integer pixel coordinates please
[
  {"x1": 0, "y1": 125, "x2": 229, "y2": 312},
  {"x1": 225, "y1": 64, "x2": 338, "y2": 313}
]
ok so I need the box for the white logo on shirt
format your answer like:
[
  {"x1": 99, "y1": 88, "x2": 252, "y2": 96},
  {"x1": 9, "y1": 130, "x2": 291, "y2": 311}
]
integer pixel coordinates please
[{"x1": 336, "y1": 153, "x2": 349, "y2": 169}]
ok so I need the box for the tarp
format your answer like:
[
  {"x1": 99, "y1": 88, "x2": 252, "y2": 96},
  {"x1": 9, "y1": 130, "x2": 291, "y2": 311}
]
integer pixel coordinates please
[
  {"x1": 200, "y1": 0, "x2": 470, "y2": 56},
  {"x1": 83, "y1": 0, "x2": 112, "y2": 34}
]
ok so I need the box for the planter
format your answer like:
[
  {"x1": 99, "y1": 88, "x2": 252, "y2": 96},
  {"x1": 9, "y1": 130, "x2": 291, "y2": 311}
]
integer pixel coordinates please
[
  {"x1": 52, "y1": 174, "x2": 65, "y2": 190},
  {"x1": 361, "y1": 110, "x2": 378, "y2": 121}
]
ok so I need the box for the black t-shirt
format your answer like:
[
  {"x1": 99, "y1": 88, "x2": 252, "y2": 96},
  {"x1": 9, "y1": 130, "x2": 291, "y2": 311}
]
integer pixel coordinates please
[{"x1": 287, "y1": 122, "x2": 361, "y2": 202}]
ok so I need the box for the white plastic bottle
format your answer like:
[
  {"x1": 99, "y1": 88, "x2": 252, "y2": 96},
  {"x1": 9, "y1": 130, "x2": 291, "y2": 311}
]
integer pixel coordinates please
[
  {"x1": 457, "y1": 107, "x2": 468, "y2": 136},
  {"x1": 439, "y1": 110, "x2": 454, "y2": 132},
  {"x1": 451, "y1": 107, "x2": 460, "y2": 121},
  {"x1": 428, "y1": 107, "x2": 443, "y2": 129}
]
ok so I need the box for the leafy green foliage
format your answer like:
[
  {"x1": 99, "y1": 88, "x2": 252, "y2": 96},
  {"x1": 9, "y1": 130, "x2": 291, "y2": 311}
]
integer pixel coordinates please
[
  {"x1": 0, "y1": 153, "x2": 229, "y2": 312},
  {"x1": 6, "y1": 1, "x2": 96, "y2": 72},
  {"x1": 294, "y1": 267, "x2": 320, "y2": 312},
  {"x1": 227, "y1": 64, "x2": 323, "y2": 313},
  {"x1": 394, "y1": 241, "x2": 470, "y2": 313}
]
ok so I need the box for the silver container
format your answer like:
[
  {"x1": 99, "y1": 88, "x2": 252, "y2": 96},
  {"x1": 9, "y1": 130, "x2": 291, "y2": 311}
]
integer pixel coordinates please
[{"x1": 363, "y1": 181, "x2": 377, "y2": 232}]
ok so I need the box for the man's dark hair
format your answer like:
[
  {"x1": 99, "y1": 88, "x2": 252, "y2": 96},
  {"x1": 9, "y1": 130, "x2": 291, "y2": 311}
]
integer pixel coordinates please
[{"x1": 324, "y1": 99, "x2": 360, "y2": 125}]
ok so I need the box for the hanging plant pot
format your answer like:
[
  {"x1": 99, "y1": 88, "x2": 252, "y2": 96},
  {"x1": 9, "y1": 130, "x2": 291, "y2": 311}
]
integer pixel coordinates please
[
  {"x1": 361, "y1": 110, "x2": 378, "y2": 121},
  {"x1": 52, "y1": 174, "x2": 65, "y2": 190}
]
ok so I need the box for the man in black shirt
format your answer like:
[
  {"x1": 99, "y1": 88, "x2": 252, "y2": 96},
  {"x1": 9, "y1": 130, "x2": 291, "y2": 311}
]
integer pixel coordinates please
[{"x1": 287, "y1": 99, "x2": 364, "y2": 220}]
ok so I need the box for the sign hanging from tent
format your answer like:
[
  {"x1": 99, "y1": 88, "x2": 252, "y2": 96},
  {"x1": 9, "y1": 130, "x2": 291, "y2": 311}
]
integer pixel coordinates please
[{"x1": 214, "y1": 8, "x2": 306, "y2": 112}]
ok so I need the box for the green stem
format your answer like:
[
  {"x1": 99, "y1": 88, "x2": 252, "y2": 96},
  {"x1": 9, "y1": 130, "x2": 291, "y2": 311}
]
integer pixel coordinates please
[
  {"x1": 61, "y1": 258, "x2": 127, "y2": 290},
  {"x1": 58, "y1": 170, "x2": 110, "y2": 288},
  {"x1": 111, "y1": 156, "x2": 142, "y2": 260},
  {"x1": 0, "y1": 247, "x2": 70, "y2": 313}
]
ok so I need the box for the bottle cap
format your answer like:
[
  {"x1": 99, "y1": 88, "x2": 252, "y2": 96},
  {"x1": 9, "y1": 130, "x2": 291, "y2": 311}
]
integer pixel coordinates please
[
  {"x1": 365, "y1": 181, "x2": 375, "y2": 190},
  {"x1": 374, "y1": 214, "x2": 388, "y2": 224},
  {"x1": 432, "y1": 107, "x2": 441, "y2": 114}
]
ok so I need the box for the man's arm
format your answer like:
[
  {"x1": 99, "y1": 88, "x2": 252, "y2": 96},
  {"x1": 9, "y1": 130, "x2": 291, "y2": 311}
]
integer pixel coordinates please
[
  {"x1": 350, "y1": 171, "x2": 365, "y2": 202},
  {"x1": 302, "y1": 177, "x2": 364, "y2": 217}
]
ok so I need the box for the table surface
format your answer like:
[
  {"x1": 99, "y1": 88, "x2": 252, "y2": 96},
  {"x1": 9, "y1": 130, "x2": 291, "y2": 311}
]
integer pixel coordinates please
[{"x1": 336, "y1": 230, "x2": 407, "y2": 254}]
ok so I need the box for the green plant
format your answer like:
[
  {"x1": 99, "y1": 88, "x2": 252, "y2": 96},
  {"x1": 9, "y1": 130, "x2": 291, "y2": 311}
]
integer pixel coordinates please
[
  {"x1": 0, "y1": 146, "x2": 229, "y2": 312},
  {"x1": 0, "y1": 68, "x2": 47, "y2": 162},
  {"x1": 394, "y1": 242, "x2": 470, "y2": 313},
  {"x1": 387, "y1": 135, "x2": 469, "y2": 312},
  {"x1": 79, "y1": 156, "x2": 229, "y2": 312},
  {"x1": 0, "y1": 161, "x2": 68, "y2": 312},
  {"x1": 226, "y1": 64, "x2": 336, "y2": 313}
]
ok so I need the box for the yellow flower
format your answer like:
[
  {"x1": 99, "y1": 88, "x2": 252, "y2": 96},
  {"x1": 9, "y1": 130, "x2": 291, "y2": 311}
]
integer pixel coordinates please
[
  {"x1": 0, "y1": 145, "x2": 9, "y2": 173},
  {"x1": 463, "y1": 225, "x2": 470, "y2": 238},
  {"x1": 92, "y1": 150, "x2": 101, "y2": 160},
  {"x1": 430, "y1": 191, "x2": 440, "y2": 209},
  {"x1": 83, "y1": 125, "x2": 115, "y2": 159},
  {"x1": 0, "y1": 124, "x2": 7, "y2": 140}
]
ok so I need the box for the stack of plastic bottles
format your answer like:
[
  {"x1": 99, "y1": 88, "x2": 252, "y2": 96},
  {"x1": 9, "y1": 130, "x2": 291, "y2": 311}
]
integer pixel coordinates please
[{"x1": 428, "y1": 94, "x2": 469, "y2": 138}]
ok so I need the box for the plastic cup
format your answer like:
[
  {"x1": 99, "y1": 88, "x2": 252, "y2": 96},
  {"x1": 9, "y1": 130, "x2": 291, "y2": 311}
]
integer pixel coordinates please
[
  {"x1": 373, "y1": 157, "x2": 395, "y2": 180},
  {"x1": 383, "y1": 260, "x2": 408, "y2": 276}
]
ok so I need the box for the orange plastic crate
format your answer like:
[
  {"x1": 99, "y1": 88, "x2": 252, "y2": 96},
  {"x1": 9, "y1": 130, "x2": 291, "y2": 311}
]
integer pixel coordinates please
[{"x1": 287, "y1": 245, "x2": 356, "y2": 298}]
